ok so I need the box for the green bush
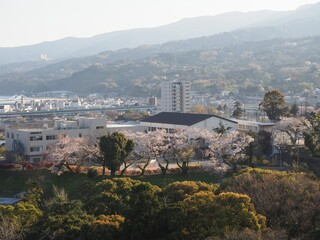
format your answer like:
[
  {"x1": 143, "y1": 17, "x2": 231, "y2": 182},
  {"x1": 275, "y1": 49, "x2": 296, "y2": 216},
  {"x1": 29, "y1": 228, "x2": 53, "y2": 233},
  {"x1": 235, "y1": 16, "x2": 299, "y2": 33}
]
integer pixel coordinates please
[{"x1": 87, "y1": 168, "x2": 99, "y2": 179}]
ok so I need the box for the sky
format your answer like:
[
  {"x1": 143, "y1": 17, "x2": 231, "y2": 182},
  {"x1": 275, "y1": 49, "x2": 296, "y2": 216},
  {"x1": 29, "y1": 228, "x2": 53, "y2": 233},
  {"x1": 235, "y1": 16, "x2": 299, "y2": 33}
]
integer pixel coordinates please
[{"x1": 0, "y1": 0, "x2": 319, "y2": 47}]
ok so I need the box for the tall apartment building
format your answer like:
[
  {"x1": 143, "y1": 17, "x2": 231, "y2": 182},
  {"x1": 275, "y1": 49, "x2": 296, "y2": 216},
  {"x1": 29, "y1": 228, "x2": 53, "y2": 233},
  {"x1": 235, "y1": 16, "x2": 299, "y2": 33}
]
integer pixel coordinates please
[{"x1": 161, "y1": 80, "x2": 191, "y2": 113}]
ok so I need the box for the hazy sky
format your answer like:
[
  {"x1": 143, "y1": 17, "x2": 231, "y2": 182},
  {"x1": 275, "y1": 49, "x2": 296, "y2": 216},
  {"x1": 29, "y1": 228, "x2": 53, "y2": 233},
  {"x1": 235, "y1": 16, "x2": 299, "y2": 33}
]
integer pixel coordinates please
[{"x1": 0, "y1": 0, "x2": 319, "y2": 47}]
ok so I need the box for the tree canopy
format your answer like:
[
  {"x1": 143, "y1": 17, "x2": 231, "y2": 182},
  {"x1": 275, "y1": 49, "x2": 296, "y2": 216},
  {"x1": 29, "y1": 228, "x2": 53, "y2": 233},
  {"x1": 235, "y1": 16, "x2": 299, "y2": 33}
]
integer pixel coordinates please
[
  {"x1": 99, "y1": 132, "x2": 134, "y2": 176},
  {"x1": 260, "y1": 90, "x2": 287, "y2": 121}
]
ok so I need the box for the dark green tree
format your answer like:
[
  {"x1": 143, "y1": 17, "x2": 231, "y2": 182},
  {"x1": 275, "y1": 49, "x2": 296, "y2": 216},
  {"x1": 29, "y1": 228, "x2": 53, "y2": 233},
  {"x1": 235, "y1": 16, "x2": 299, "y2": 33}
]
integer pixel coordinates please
[
  {"x1": 231, "y1": 101, "x2": 243, "y2": 119},
  {"x1": 23, "y1": 175, "x2": 44, "y2": 208},
  {"x1": 99, "y1": 132, "x2": 134, "y2": 177},
  {"x1": 260, "y1": 90, "x2": 287, "y2": 121},
  {"x1": 29, "y1": 187, "x2": 93, "y2": 240},
  {"x1": 213, "y1": 121, "x2": 232, "y2": 134},
  {"x1": 290, "y1": 102, "x2": 299, "y2": 117},
  {"x1": 304, "y1": 112, "x2": 320, "y2": 156}
]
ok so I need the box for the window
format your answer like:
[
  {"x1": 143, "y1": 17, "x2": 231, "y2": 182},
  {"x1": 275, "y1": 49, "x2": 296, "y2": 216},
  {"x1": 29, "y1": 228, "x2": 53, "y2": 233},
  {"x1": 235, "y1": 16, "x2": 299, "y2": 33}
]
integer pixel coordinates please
[
  {"x1": 46, "y1": 135, "x2": 57, "y2": 140},
  {"x1": 79, "y1": 133, "x2": 82, "y2": 138},
  {"x1": 6, "y1": 132, "x2": 9, "y2": 138},
  {"x1": 30, "y1": 136, "x2": 43, "y2": 141},
  {"x1": 96, "y1": 126, "x2": 104, "y2": 129},
  {"x1": 30, "y1": 146, "x2": 43, "y2": 152},
  {"x1": 31, "y1": 157, "x2": 41, "y2": 163},
  {"x1": 30, "y1": 131, "x2": 42, "y2": 135},
  {"x1": 11, "y1": 133, "x2": 14, "y2": 139}
]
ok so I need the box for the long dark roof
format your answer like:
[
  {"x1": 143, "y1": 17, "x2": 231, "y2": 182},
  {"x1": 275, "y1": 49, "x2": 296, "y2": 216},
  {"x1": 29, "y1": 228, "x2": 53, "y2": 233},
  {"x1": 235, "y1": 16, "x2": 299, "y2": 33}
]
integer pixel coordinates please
[{"x1": 141, "y1": 112, "x2": 237, "y2": 126}]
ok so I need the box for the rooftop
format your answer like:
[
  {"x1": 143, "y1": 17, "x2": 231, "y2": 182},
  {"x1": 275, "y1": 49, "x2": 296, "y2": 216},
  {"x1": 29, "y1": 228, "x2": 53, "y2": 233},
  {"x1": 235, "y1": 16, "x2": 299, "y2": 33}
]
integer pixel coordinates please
[{"x1": 141, "y1": 112, "x2": 237, "y2": 126}]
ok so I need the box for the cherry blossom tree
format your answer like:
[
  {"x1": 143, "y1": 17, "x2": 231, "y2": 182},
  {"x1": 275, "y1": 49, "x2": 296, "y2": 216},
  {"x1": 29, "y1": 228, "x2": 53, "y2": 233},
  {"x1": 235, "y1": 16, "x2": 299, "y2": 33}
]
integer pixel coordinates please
[
  {"x1": 46, "y1": 135, "x2": 89, "y2": 174},
  {"x1": 272, "y1": 117, "x2": 311, "y2": 163},
  {"x1": 164, "y1": 129, "x2": 197, "y2": 175},
  {"x1": 125, "y1": 128, "x2": 253, "y2": 174},
  {"x1": 201, "y1": 130, "x2": 253, "y2": 172},
  {"x1": 123, "y1": 130, "x2": 169, "y2": 175},
  {"x1": 273, "y1": 117, "x2": 310, "y2": 146},
  {"x1": 124, "y1": 129, "x2": 203, "y2": 175}
]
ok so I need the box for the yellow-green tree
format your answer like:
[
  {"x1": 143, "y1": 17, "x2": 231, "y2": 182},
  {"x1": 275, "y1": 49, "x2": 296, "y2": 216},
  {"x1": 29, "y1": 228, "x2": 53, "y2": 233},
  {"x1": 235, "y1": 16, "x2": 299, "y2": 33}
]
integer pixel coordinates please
[
  {"x1": 163, "y1": 181, "x2": 217, "y2": 203},
  {"x1": 165, "y1": 191, "x2": 265, "y2": 239}
]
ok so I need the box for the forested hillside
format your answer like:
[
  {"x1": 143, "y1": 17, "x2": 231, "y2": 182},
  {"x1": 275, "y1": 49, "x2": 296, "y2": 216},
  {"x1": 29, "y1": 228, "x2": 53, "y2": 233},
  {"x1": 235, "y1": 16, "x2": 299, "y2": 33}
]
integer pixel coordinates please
[{"x1": 1, "y1": 36, "x2": 319, "y2": 97}]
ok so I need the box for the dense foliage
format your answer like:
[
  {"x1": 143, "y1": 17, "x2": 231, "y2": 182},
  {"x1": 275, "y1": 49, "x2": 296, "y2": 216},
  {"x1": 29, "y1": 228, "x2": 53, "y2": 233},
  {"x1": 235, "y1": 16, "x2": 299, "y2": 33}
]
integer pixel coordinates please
[
  {"x1": 1, "y1": 168, "x2": 320, "y2": 239},
  {"x1": 0, "y1": 176, "x2": 268, "y2": 240},
  {"x1": 220, "y1": 168, "x2": 320, "y2": 239}
]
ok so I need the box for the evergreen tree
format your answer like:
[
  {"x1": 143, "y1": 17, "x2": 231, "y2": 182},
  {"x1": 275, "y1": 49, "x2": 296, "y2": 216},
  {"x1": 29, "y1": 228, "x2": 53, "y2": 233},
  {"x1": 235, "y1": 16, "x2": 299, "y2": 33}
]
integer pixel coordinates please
[
  {"x1": 232, "y1": 101, "x2": 243, "y2": 119},
  {"x1": 99, "y1": 132, "x2": 134, "y2": 177},
  {"x1": 290, "y1": 102, "x2": 299, "y2": 117}
]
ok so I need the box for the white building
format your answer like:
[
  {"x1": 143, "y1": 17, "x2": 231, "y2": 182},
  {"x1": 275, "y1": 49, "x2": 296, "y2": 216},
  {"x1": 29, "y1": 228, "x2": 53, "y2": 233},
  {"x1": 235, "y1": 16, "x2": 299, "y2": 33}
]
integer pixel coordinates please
[
  {"x1": 140, "y1": 112, "x2": 274, "y2": 135},
  {"x1": 237, "y1": 120, "x2": 274, "y2": 133},
  {"x1": 141, "y1": 112, "x2": 237, "y2": 133},
  {"x1": 5, "y1": 117, "x2": 107, "y2": 163},
  {"x1": 0, "y1": 105, "x2": 11, "y2": 113},
  {"x1": 5, "y1": 117, "x2": 148, "y2": 163},
  {"x1": 161, "y1": 81, "x2": 191, "y2": 113}
]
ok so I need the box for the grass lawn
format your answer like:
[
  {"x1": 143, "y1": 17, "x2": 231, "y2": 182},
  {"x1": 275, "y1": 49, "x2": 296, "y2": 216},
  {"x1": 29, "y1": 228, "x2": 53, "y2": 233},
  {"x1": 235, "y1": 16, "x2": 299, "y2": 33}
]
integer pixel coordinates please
[
  {"x1": 0, "y1": 169, "x2": 218, "y2": 199},
  {"x1": 131, "y1": 172, "x2": 217, "y2": 187},
  {"x1": 0, "y1": 170, "x2": 88, "y2": 199}
]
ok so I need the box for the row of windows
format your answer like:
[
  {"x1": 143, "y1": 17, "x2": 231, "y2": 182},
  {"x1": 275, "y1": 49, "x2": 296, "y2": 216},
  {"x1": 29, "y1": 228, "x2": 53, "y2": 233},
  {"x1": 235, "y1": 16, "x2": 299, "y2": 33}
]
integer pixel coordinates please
[
  {"x1": 7, "y1": 132, "x2": 58, "y2": 141},
  {"x1": 30, "y1": 157, "x2": 41, "y2": 163},
  {"x1": 30, "y1": 136, "x2": 43, "y2": 141},
  {"x1": 46, "y1": 135, "x2": 57, "y2": 140},
  {"x1": 30, "y1": 131, "x2": 42, "y2": 135},
  {"x1": 238, "y1": 124, "x2": 258, "y2": 132},
  {"x1": 148, "y1": 127, "x2": 174, "y2": 133},
  {"x1": 30, "y1": 135, "x2": 58, "y2": 141},
  {"x1": 30, "y1": 146, "x2": 43, "y2": 152}
]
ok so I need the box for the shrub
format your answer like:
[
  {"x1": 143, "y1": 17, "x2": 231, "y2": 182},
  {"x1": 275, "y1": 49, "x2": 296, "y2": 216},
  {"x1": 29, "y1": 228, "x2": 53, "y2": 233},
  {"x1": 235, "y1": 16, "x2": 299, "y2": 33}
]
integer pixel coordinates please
[
  {"x1": 33, "y1": 163, "x2": 42, "y2": 168},
  {"x1": 0, "y1": 163, "x2": 16, "y2": 169},
  {"x1": 87, "y1": 168, "x2": 99, "y2": 179},
  {"x1": 25, "y1": 164, "x2": 34, "y2": 170},
  {"x1": 44, "y1": 162, "x2": 54, "y2": 168}
]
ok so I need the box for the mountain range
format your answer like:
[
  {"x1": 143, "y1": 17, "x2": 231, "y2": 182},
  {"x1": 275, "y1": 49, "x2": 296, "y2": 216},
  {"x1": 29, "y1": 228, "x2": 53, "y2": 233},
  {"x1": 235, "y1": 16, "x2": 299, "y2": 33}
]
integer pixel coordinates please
[
  {"x1": 1, "y1": 2, "x2": 320, "y2": 96},
  {"x1": 1, "y1": 2, "x2": 320, "y2": 66}
]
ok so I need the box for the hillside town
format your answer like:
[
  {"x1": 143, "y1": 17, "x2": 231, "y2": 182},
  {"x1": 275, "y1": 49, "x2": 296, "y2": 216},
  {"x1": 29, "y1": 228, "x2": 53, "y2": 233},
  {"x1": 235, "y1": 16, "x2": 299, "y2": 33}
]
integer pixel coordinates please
[
  {"x1": 2, "y1": 1, "x2": 320, "y2": 239},
  {"x1": 0, "y1": 80, "x2": 309, "y2": 168}
]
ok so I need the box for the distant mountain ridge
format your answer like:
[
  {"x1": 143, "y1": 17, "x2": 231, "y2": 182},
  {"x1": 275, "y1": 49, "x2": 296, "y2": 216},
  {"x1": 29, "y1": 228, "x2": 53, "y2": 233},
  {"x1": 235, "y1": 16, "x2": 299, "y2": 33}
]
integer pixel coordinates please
[
  {"x1": 1, "y1": 2, "x2": 320, "y2": 96},
  {"x1": 1, "y1": 34, "x2": 319, "y2": 97},
  {"x1": 0, "y1": 5, "x2": 305, "y2": 65}
]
